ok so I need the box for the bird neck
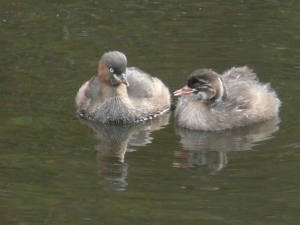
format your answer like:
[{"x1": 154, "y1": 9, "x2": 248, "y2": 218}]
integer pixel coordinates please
[
  {"x1": 99, "y1": 79, "x2": 129, "y2": 99},
  {"x1": 210, "y1": 76, "x2": 227, "y2": 103}
]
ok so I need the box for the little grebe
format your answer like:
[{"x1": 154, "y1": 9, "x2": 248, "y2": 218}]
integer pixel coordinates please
[
  {"x1": 76, "y1": 51, "x2": 170, "y2": 123},
  {"x1": 174, "y1": 67, "x2": 281, "y2": 131}
]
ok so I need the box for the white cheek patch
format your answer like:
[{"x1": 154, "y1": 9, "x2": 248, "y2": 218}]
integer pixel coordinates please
[{"x1": 197, "y1": 91, "x2": 208, "y2": 100}]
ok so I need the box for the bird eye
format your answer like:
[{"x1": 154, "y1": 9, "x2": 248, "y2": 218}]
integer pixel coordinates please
[
  {"x1": 194, "y1": 83, "x2": 201, "y2": 89},
  {"x1": 109, "y1": 68, "x2": 114, "y2": 73}
]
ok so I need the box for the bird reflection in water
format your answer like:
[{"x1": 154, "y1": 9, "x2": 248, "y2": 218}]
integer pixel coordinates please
[
  {"x1": 174, "y1": 117, "x2": 280, "y2": 175},
  {"x1": 78, "y1": 113, "x2": 170, "y2": 191}
]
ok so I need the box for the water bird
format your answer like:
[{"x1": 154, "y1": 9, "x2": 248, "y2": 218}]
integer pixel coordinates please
[
  {"x1": 174, "y1": 67, "x2": 281, "y2": 131},
  {"x1": 76, "y1": 51, "x2": 170, "y2": 124}
]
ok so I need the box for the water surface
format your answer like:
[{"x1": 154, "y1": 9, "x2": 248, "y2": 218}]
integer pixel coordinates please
[{"x1": 1, "y1": 0, "x2": 300, "y2": 224}]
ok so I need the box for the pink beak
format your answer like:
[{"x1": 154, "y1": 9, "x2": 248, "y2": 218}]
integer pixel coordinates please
[{"x1": 174, "y1": 86, "x2": 196, "y2": 96}]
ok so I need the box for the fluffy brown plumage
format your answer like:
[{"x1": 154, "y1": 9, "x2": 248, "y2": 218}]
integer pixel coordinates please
[
  {"x1": 76, "y1": 51, "x2": 170, "y2": 124},
  {"x1": 174, "y1": 67, "x2": 281, "y2": 131}
]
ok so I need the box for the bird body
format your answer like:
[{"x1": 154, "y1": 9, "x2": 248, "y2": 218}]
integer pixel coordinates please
[
  {"x1": 174, "y1": 67, "x2": 281, "y2": 131},
  {"x1": 76, "y1": 51, "x2": 170, "y2": 124}
]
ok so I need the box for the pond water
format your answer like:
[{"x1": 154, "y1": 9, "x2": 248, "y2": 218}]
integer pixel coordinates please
[{"x1": 1, "y1": 0, "x2": 300, "y2": 224}]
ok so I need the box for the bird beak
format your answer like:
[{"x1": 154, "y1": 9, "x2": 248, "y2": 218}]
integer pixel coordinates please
[
  {"x1": 114, "y1": 73, "x2": 129, "y2": 86},
  {"x1": 174, "y1": 86, "x2": 196, "y2": 96}
]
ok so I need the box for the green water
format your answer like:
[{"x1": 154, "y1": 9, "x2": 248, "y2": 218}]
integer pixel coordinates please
[{"x1": 1, "y1": 0, "x2": 300, "y2": 224}]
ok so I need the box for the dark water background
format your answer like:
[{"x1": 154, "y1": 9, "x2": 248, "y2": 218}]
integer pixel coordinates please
[{"x1": 1, "y1": 0, "x2": 300, "y2": 224}]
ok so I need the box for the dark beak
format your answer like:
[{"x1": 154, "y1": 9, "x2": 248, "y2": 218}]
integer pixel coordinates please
[{"x1": 114, "y1": 73, "x2": 129, "y2": 86}]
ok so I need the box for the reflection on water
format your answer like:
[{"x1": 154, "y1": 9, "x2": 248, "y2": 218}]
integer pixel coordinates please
[
  {"x1": 78, "y1": 113, "x2": 170, "y2": 191},
  {"x1": 174, "y1": 117, "x2": 280, "y2": 174},
  {"x1": 1, "y1": 0, "x2": 300, "y2": 223}
]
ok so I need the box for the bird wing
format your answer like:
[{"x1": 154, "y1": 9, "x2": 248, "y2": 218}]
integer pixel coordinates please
[{"x1": 126, "y1": 67, "x2": 154, "y2": 99}]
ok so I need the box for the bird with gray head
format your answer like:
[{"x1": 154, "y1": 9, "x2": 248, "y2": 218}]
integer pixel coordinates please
[{"x1": 76, "y1": 51, "x2": 171, "y2": 124}]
